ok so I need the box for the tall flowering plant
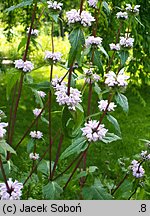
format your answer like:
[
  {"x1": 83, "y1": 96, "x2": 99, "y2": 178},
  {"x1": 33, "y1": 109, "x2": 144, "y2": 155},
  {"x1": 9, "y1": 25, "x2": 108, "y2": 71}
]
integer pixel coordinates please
[{"x1": 0, "y1": 0, "x2": 149, "y2": 200}]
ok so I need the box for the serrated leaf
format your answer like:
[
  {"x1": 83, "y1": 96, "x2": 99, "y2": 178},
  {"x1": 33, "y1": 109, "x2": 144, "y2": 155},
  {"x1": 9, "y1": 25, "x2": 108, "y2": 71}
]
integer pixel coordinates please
[
  {"x1": 119, "y1": 50, "x2": 129, "y2": 66},
  {"x1": 106, "y1": 114, "x2": 121, "y2": 136},
  {"x1": 68, "y1": 28, "x2": 85, "y2": 66},
  {"x1": 5, "y1": 0, "x2": 33, "y2": 12},
  {"x1": 102, "y1": 133, "x2": 121, "y2": 144},
  {"x1": 59, "y1": 137, "x2": 88, "y2": 160},
  {"x1": 82, "y1": 178, "x2": 113, "y2": 200},
  {"x1": 0, "y1": 140, "x2": 16, "y2": 154},
  {"x1": 115, "y1": 93, "x2": 129, "y2": 113},
  {"x1": 43, "y1": 181, "x2": 63, "y2": 199}
]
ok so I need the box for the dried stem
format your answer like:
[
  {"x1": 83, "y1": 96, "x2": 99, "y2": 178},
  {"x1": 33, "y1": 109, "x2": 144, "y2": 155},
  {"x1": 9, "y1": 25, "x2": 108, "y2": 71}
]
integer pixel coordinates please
[
  {"x1": 51, "y1": 133, "x2": 64, "y2": 179},
  {"x1": 111, "y1": 173, "x2": 128, "y2": 195},
  {"x1": 49, "y1": 20, "x2": 54, "y2": 180},
  {"x1": 79, "y1": 0, "x2": 84, "y2": 15},
  {"x1": 63, "y1": 147, "x2": 89, "y2": 190},
  {"x1": 67, "y1": 64, "x2": 74, "y2": 96}
]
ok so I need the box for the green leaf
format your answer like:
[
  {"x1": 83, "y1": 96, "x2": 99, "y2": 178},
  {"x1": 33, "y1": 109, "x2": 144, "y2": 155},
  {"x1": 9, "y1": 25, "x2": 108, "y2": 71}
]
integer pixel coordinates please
[
  {"x1": 94, "y1": 83, "x2": 102, "y2": 97},
  {"x1": 82, "y1": 178, "x2": 113, "y2": 200},
  {"x1": 102, "y1": 1, "x2": 110, "y2": 14},
  {"x1": 115, "y1": 93, "x2": 129, "y2": 113},
  {"x1": 37, "y1": 160, "x2": 49, "y2": 176},
  {"x1": 119, "y1": 50, "x2": 129, "y2": 66},
  {"x1": 0, "y1": 162, "x2": 11, "y2": 180},
  {"x1": 88, "y1": 166, "x2": 98, "y2": 173},
  {"x1": 100, "y1": 46, "x2": 109, "y2": 59},
  {"x1": 68, "y1": 28, "x2": 85, "y2": 66},
  {"x1": 106, "y1": 114, "x2": 121, "y2": 136},
  {"x1": 0, "y1": 140, "x2": 16, "y2": 154},
  {"x1": 43, "y1": 181, "x2": 63, "y2": 199},
  {"x1": 41, "y1": 116, "x2": 49, "y2": 125},
  {"x1": 113, "y1": 179, "x2": 133, "y2": 200},
  {"x1": 27, "y1": 81, "x2": 51, "y2": 90},
  {"x1": 102, "y1": 133, "x2": 121, "y2": 144},
  {"x1": 32, "y1": 89, "x2": 44, "y2": 107},
  {"x1": 50, "y1": 13, "x2": 59, "y2": 23},
  {"x1": 5, "y1": 0, "x2": 33, "y2": 12},
  {"x1": 93, "y1": 49, "x2": 103, "y2": 73},
  {"x1": 61, "y1": 106, "x2": 84, "y2": 138},
  {"x1": 59, "y1": 137, "x2": 88, "y2": 160},
  {"x1": 6, "y1": 70, "x2": 20, "y2": 100},
  {"x1": 135, "y1": 17, "x2": 145, "y2": 28},
  {"x1": 27, "y1": 139, "x2": 34, "y2": 153},
  {"x1": 18, "y1": 37, "x2": 27, "y2": 51}
]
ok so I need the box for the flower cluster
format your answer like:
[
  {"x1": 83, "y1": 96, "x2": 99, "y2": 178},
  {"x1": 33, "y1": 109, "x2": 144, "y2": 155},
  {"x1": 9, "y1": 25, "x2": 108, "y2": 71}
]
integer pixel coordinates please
[
  {"x1": 30, "y1": 131, "x2": 43, "y2": 139},
  {"x1": 27, "y1": 27, "x2": 39, "y2": 36},
  {"x1": 120, "y1": 36, "x2": 134, "y2": 48},
  {"x1": 98, "y1": 100, "x2": 117, "y2": 112},
  {"x1": 84, "y1": 69, "x2": 100, "y2": 84},
  {"x1": 109, "y1": 43, "x2": 120, "y2": 51},
  {"x1": 45, "y1": 51, "x2": 62, "y2": 63},
  {"x1": 116, "y1": 11, "x2": 128, "y2": 19},
  {"x1": 29, "y1": 153, "x2": 40, "y2": 160},
  {"x1": 105, "y1": 69, "x2": 129, "y2": 87},
  {"x1": 37, "y1": 91, "x2": 46, "y2": 98},
  {"x1": 47, "y1": 1, "x2": 63, "y2": 11},
  {"x1": 33, "y1": 108, "x2": 42, "y2": 117},
  {"x1": 14, "y1": 59, "x2": 34, "y2": 72},
  {"x1": 51, "y1": 76, "x2": 66, "y2": 90},
  {"x1": 0, "y1": 122, "x2": 8, "y2": 139},
  {"x1": 66, "y1": 9, "x2": 95, "y2": 27},
  {"x1": 0, "y1": 178, "x2": 23, "y2": 200},
  {"x1": 140, "y1": 150, "x2": 150, "y2": 160},
  {"x1": 55, "y1": 85, "x2": 82, "y2": 110},
  {"x1": 85, "y1": 36, "x2": 103, "y2": 47},
  {"x1": 126, "y1": 4, "x2": 140, "y2": 14},
  {"x1": 87, "y1": 0, "x2": 98, "y2": 8},
  {"x1": 81, "y1": 120, "x2": 108, "y2": 142},
  {"x1": 131, "y1": 160, "x2": 145, "y2": 178}
]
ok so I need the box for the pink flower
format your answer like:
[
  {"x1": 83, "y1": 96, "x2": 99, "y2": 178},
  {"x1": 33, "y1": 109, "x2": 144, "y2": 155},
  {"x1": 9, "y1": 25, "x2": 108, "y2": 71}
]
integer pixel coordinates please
[{"x1": 33, "y1": 108, "x2": 42, "y2": 117}]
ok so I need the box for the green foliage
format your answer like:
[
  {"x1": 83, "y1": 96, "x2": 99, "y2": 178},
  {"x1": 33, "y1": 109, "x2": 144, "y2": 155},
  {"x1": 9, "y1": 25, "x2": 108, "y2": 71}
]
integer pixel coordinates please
[
  {"x1": 113, "y1": 179, "x2": 133, "y2": 200},
  {"x1": 61, "y1": 106, "x2": 84, "y2": 138},
  {"x1": 5, "y1": 0, "x2": 33, "y2": 12},
  {"x1": 5, "y1": 69, "x2": 20, "y2": 100},
  {"x1": 82, "y1": 178, "x2": 113, "y2": 200},
  {"x1": 102, "y1": 133, "x2": 121, "y2": 144},
  {"x1": 68, "y1": 28, "x2": 85, "y2": 66},
  {"x1": 0, "y1": 140, "x2": 16, "y2": 154},
  {"x1": 106, "y1": 114, "x2": 121, "y2": 136},
  {"x1": 115, "y1": 93, "x2": 129, "y2": 113},
  {"x1": 42, "y1": 181, "x2": 63, "y2": 199},
  {"x1": 60, "y1": 137, "x2": 88, "y2": 160}
]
